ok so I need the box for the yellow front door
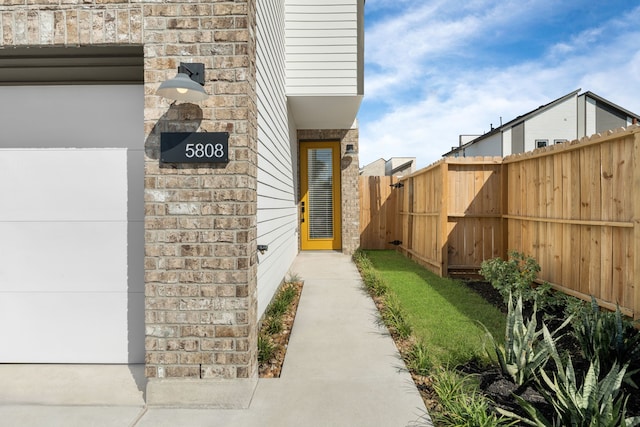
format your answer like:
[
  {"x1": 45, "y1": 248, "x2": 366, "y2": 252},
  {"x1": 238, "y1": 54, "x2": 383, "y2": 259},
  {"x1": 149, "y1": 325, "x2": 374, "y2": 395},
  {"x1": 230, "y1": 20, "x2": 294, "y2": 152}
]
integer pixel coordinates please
[{"x1": 300, "y1": 141, "x2": 342, "y2": 250}]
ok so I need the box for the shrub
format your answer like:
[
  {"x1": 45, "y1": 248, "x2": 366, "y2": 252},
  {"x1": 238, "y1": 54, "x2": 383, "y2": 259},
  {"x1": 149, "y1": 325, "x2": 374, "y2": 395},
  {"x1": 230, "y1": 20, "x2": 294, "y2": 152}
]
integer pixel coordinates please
[
  {"x1": 500, "y1": 326, "x2": 640, "y2": 427},
  {"x1": 573, "y1": 297, "x2": 640, "y2": 387},
  {"x1": 265, "y1": 316, "x2": 283, "y2": 335},
  {"x1": 431, "y1": 368, "x2": 516, "y2": 427},
  {"x1": 381, "y1": 294, "x2": 412, "y2": 340},
  {"x1": 482, "y1": 294, "x2": 569, "y2": 386},
  {"x1": 257, "y1": 334, "x2": 275, "y2": 363},
  {"x1": 480, "y1": 252, "x2": 552, "y2": 307},
  {"x1": 514, "y1": 360, "x2": 637, "y2": 426},
  {"x1": 406, "y1": 341, "x2": 433, "y2": 376}
]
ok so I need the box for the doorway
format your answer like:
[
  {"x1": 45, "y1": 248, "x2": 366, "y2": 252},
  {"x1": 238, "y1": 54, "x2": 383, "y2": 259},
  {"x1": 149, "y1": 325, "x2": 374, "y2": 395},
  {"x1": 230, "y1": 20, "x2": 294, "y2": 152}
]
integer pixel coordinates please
[{"x1": 300, "y1": 141, "x2": 342, "y2": 250}]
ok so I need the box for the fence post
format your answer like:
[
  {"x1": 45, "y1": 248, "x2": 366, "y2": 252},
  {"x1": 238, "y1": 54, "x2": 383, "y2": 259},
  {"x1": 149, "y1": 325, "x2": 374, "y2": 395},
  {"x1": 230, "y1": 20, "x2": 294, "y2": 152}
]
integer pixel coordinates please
[
  {"x1": 440, "y1": 161, "x2": 449, "y2": 277},
  {"x1": 634, "y1": 132, "x2": 640, "y2": 320},
  {"x1": 500, "y1": 160, "x2": 509, "y2": 261}
]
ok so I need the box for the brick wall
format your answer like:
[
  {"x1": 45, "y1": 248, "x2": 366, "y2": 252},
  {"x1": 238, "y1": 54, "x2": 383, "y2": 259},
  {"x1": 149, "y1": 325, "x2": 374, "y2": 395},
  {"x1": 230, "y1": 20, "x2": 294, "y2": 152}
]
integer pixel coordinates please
[
  {"x1": 143, "y1": 0, "x2": 258, "y2": 382},
  {"x1": 0, "y1": 1, "x2": 142, "y2": 46},
  {"x1": 297, "y1": 128, "x2": 360, "y2": 255},
  {"x1": 1, "y1": 0, "x2": 259, "y2": 388}
]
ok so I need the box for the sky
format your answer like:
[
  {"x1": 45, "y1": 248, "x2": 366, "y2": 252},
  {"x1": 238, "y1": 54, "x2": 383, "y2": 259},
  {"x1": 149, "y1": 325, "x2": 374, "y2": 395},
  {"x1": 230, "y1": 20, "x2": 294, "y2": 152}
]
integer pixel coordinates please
[{"x1": 358, "y1": 0, "x2": 640, "y2": 169}]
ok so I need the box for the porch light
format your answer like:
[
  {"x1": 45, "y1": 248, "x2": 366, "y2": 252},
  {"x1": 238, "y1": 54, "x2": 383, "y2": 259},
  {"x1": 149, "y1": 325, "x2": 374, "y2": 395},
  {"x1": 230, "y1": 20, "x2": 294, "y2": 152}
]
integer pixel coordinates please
[
  {"x1": 344, "y1": 144, "x2": 357, "y2": 156},
  {"x1": 157, "y1": 62, "x2": 208, "y2": 102}
]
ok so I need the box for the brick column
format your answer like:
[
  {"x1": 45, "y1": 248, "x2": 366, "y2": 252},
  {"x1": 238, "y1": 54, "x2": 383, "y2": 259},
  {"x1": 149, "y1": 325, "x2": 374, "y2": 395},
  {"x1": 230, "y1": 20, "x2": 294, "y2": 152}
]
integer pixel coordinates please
[
  {"x1": 340, "y1": 128, "x2": 361, "y2": 255},
  {"x1": 143, "y1": 0, "x2": 258, "y2": 407}
]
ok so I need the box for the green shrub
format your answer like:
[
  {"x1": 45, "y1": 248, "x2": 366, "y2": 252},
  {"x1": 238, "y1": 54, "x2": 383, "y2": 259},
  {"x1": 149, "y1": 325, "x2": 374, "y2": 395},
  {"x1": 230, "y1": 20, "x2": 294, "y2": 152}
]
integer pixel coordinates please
[
  {"x1": 265, "y1": 316, "x2": 283, "y2": 335},
  {"x1": 514, "y1": 360, "x2": 637, "y2": 426},
  {"x1": 573, "y1": 297, "x2": 640, "y2": 387},
  {"x1": 364, "y1": 270, "x2": 388, "y2": 297},
  {"x1": 257, "y1": 334, "x2": 275, "y2": 363},
  {"x1": 480, "y1": 252, "x2": 552, "y2": 307},
  {"x1": 431, "y1": 368, "x2": 516, "y2": 427},
  {"x1": 381, "y1": 294, "x2": 412, "y2": 340},
  {"x1": 500, "y1": 326, "x2": 640, "y2": 427},
  {"x1": 279, "y1": 284, "x2": 297, "y2": 305},
  {"x1": 406, "y1": 341, "x2": 433, "y2": 376},
  {"x1": 482, "y1": 294, "x2": 570, "y2": 386}
]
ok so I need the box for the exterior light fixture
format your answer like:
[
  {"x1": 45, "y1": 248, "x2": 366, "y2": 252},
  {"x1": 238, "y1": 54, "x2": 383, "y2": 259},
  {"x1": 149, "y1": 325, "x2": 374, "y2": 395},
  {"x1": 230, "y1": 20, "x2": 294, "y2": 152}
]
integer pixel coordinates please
[
  {"x1": 157, "y1": 62, "x2": 208, "y2": 102},
  {"x1": 344, "y1": 144, "x2": 357, "y2": 156}
]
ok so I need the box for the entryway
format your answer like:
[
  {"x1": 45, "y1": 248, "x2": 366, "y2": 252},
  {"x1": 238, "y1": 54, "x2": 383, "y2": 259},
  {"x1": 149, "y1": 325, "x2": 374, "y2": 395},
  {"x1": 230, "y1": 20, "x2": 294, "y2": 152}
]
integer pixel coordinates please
[{"x1": 299, "y1": 141, "x2": 342, "y2": 250}]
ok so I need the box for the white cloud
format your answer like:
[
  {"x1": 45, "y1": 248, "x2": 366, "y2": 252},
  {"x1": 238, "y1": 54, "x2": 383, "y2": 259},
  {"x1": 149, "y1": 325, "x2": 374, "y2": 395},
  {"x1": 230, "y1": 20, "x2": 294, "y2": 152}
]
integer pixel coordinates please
[{"x1": 359, "y1": 2, "x2": 640, "y2": 169}]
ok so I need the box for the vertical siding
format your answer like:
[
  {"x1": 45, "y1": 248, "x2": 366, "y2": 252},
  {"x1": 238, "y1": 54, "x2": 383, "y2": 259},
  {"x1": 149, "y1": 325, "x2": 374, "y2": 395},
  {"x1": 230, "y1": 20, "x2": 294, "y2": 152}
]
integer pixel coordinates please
[
  {"x1": 256, "y1": 0, "x2": 299, "y2": 319},
  {"x1": 285, "y1": 0, "x2": 361, "y2": 96}
]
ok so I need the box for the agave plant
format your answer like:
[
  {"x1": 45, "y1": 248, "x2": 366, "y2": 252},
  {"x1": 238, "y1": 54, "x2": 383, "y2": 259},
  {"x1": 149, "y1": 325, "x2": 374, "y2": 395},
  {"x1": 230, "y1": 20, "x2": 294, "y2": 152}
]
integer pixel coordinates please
[
  {"x1": 482, "y1": 293, "x2": 569, "y2": 386},
  {"x1": 500, "y1": 327, "x2": 640, "y2": 427},
  {"x1": 573, "y1": 297, "x2": 640, "y2": 387}
]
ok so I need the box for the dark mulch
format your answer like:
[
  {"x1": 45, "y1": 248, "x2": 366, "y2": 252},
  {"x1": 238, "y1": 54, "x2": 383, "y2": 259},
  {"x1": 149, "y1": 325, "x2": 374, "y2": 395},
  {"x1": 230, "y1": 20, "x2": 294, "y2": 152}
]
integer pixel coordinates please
[{"x1": 460, "y1": 280, "x2": 640, "y2": 420}]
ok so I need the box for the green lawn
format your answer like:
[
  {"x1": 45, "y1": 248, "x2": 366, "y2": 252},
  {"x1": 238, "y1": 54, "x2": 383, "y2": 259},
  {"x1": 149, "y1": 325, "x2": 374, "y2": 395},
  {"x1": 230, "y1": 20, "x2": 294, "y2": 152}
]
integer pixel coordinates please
[{"x1": 364, "y1": 250, "x2": 505, "y2": 367}]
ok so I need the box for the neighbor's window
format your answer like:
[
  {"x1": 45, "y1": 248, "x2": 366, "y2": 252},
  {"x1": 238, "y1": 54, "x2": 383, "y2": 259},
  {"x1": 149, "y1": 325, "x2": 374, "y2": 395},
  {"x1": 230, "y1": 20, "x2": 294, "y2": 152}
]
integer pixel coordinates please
[
  {"x1": 536, "y1": 139, "x2": 548, "y2": 148},
  {"x1": 554, "y1": 139, "x2": 567, "y2": 144}
]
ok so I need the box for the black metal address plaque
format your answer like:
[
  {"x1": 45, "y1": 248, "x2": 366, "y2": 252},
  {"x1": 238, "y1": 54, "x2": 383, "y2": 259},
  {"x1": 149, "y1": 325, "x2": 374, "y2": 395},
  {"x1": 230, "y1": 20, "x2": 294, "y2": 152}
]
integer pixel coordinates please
[{"x1": 160, "y1": 132, "x2": 229, "y2": 163}]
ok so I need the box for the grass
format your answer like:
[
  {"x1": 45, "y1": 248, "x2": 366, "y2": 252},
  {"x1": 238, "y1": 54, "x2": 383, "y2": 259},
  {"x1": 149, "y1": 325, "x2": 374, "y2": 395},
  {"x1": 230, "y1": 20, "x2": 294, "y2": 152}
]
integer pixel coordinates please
[{"x1": 362, "y1": 250, "x2": 505, "y2": 367}]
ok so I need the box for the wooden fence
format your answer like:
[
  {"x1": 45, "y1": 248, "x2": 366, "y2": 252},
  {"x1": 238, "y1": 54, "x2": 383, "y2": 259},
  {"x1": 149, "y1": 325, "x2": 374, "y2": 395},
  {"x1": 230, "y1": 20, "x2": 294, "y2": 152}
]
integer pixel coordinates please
[
  {"x1": 359, "y1": 126, "x2": 640, "y2": 318},
  {"x1": 359, "y1": 176, "x2": 400, "y2": 250}
]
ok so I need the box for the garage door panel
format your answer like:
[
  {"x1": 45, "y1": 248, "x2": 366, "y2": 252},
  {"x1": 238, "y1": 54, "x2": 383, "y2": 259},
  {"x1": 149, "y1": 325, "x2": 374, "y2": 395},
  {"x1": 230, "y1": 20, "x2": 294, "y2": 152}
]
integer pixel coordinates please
[
  {"x1": 0, "y1": 85, "x2": 144, "y2": 150},
  {"x1": 0, "y1": 291, "x2": 143, "y2": 363},
  {"x1": 0, "y1": 81, "x2": 144, "y2": 364},
  {"x1": 0, "y1": 221, "x2": 127, "y2": 293},
  {"x1": 0, "y1": 149, "x2": 127, "y2": 222}
]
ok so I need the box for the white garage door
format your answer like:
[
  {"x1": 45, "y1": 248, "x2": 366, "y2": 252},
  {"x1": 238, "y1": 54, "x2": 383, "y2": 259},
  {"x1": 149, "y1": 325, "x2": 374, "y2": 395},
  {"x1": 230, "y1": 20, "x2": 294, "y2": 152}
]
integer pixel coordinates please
[{"x1": 0, "y1": 85, "x2": 144, "y2": 363}]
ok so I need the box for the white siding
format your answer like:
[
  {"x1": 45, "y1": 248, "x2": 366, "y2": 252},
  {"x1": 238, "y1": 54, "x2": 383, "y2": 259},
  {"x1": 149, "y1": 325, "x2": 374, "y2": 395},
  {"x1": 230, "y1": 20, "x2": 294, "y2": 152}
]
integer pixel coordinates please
[
  {"x1": 256, "y1": 0, "x2": 299, "y2": 319},
  {"x1": 285, "y1": 0, "x2": 361, "y2": 96},
  {"x1": 524, "y1": 95, "x2": 577, "y2": 152},
  {"x1": 502, "y1": 128, "x2": 512, "y2": 156}
]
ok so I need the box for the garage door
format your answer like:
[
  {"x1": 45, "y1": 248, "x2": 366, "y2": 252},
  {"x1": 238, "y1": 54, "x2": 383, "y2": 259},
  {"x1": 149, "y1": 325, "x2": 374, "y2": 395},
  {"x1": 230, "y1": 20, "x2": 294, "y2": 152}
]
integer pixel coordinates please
[{"x1": 0, "y1": 84, "x2": 144, "y2": 363}]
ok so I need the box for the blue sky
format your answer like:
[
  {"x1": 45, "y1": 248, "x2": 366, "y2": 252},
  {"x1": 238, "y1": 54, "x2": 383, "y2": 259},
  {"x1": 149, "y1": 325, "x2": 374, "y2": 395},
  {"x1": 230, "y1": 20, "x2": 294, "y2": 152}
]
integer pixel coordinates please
[{"x1": 359, "y1": 0, "x2": 640, "y2": 168}]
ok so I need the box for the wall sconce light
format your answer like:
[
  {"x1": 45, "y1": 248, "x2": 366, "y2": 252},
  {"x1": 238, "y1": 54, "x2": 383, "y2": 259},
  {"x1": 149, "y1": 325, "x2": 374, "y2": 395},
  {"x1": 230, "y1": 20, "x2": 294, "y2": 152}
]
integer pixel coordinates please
[
  {"x1": 157, "y1": 62, "x2": 208, "y2": 102},
  {"x1": 344, "y1": 144, "x2": 357, "y2": 156}
]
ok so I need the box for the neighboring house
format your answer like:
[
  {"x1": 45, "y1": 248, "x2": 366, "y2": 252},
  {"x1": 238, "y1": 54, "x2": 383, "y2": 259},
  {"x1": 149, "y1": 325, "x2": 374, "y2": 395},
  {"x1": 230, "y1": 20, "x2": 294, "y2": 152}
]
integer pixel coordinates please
[
  {"x1": 361, "y1": 157, "x2": 416, "y2": 177},
  {"x1": 0, "y1": 0, "x2": 363, "y2": 406},
  {"x1": 444, "y1": 89, "x2": 640, "y2": 158}
]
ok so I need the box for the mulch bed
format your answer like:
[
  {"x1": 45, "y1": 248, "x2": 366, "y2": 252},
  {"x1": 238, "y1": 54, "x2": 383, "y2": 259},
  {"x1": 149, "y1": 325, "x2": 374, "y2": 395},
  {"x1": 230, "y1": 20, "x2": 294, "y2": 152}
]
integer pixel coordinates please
[
  {"x1": 258, "y1": 280, "x2": 304, "y2": 378},
  {"x1": 459, "y1": 280, "x2": 640, "y2": 420}
]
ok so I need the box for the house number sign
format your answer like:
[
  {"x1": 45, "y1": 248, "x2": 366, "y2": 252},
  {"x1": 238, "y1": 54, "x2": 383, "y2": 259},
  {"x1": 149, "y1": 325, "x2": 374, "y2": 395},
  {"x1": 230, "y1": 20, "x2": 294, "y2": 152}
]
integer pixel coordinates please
[{"x1": 160, "y1": 132, "x2": 229, "y2": 163}]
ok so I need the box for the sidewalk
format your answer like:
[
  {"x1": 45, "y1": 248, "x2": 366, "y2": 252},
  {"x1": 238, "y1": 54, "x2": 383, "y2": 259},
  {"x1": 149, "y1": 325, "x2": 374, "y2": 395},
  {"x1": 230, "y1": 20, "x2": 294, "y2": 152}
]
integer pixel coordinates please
[{"x1": 0, "y1": 251, "x2": 432, "y2": 427}]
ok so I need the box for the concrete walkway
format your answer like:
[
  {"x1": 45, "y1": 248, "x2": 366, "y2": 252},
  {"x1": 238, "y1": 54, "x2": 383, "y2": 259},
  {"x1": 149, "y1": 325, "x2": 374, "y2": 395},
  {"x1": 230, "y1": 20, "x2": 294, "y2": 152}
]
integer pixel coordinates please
[{"x1": 0, "y1": 252, "x2": 432, "y2": 427}]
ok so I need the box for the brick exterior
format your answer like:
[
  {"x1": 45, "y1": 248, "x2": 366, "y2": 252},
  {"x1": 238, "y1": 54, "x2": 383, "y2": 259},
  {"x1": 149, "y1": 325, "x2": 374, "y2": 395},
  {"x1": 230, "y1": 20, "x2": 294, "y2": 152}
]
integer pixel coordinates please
[
  {"x1": 1, "y1": 0, "x2": 359, "y2": 401},
  {"x1": 297, "y1": 129, "x2": 360, "y2": 255},
  {"x1": 1, "y1": 0, "x2": 258, "y2": 383},
  {"x1": 143, "y1": 0, "x2": 258, "y2": 381}
]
